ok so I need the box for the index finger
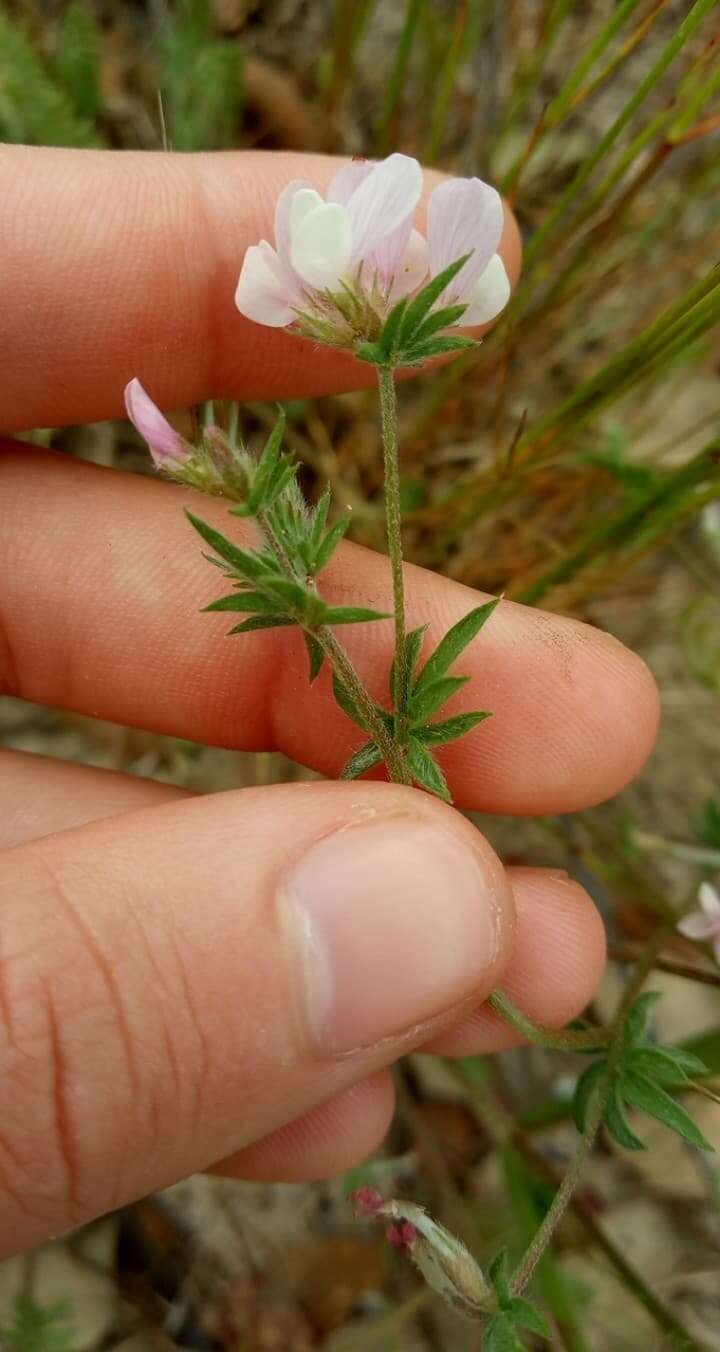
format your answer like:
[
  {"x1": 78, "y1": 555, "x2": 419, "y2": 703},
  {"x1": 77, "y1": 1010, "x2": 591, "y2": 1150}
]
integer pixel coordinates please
[{"x1": 0, "y1": 146, "x2": 521, "y2": 432}]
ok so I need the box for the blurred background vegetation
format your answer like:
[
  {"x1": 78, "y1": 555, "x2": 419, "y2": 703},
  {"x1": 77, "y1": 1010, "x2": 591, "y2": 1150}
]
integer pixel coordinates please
[{"x1": 0, "y1": 0, "x2": 719, "y2": 1347}]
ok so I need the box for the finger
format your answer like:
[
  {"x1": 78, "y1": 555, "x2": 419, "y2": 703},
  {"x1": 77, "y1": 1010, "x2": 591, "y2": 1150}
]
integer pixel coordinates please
[
  {"x1": 211, "y1": 1073, "x2": 395, "y2": 1183},
  {"x1": 422, "y1": 868, "x2": 607, "y2": 1055},
  {"x1": 0, "y1": 780, "x2": 514, "y2": 1254},
  {"x1": 0, "y1": 146, "x2": 521, "y2": 432},
  {"x1": 0, "y1": 447, "x2": 659, "y2": 814},
  {"x1": 0, "y1": 749, "x2": 186, "y2": 849}
]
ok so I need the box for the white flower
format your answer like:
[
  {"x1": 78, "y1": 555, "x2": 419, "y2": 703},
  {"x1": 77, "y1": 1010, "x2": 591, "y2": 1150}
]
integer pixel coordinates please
[
  {"x1": 235, "y1": 153, "x2": 425, "y2": 329},
  {"x1": 426, "y1": 177, "x2": 510, "y2": 324},
  {"x1": 677, "y1": 882, "x2": 720, "y2": 962}
]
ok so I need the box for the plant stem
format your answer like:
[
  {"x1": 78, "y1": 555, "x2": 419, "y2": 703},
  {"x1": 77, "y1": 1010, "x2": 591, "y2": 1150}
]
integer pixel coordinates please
[
  {"x1": 378, "y1": 366, "x2": 411, "y2": 775},
  {"x1": 510, "y1": 925, "x2": 672, "y2": 1297},
  {"x1": 257, "y1": 506, "x2": 408, "y2": 784},
  {"x1": 489, "y1": 990, "x2": 610, "y2": 1051}
]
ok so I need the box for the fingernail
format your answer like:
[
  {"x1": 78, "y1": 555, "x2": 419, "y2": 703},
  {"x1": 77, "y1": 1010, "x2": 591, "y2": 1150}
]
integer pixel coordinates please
[{"x1": 281, "y1": 814, "x2": 504, "y2": 1056}]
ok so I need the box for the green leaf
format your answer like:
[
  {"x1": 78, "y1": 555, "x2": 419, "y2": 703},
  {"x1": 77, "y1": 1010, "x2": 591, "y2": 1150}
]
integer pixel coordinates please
[
  {"x1": 315, "y1": 517, "x2": 349, "y2": 572},
  {"x1": 250, "y1": 411, "x2": 286, "y2": 508},
  {"x1": 506, "y1": 1297, "x2": 550, "y2": 1337},
  {"x1": 488, "y1": 1250, "x2": 512, "y2": 1305},
  {"x1": 410, "y1": 674, "x2": 469, "y2": 722},
  {"x1": 356, "y1": 340, "x2": 385, "y2": 365},
  {"x1": 228, "y1": 614, "x2": 295, "y2": 634},
  {"x1": 390, "y1": 624, "x2": 428, "y2": 702},
  {"x1": 623, "y1": 990, "x2": 662, "y2": 1047},
  {"x1": 619, "y1": 1071, "x2": 714, "y2": 1150},
  {"x1": 408, "y1": 739, "x2": 451, "y2": 802},
  {"x1": 303, "y1": 632, "x2": 325, "y2": 682},
  {"x1": 323, "y1": 605, "x2": 392, "y2": 624},
  {"x1": 415, "y1": 710, "x2": 490, "y2": 746},
  {"x1": 203, "y1": 591, "x2": 285, "y2": 614},
  {"x1": 415, "y1": 600, "x2": 500, "y2": 693},
  {"x1": 398, "y1": 254, "x2": 471, "y2": 346},
  {"x1": 341, "y1": 741, "x2": 383, "y2": 780},
  {"x1": 186, "y1": 511, "x2": 269, "y2": 583},
  {"x1": 625, "y1": 1045, "x2": 708, "y2": 1086},
  {"x1": 572, "y1": 1060, "x2": 607, "y2": 1134},
  {"x1": 411, "y1": 303, "x2": 469, "y2": 343},
  {"x1": 377, "y1": 295, "x2": 409, "y2": 362},
  {"x1": 398, "y1": 335, "x2": 478, "y2": 365},
  {"x1": 332, "y1": 674, "x2": 372, "y2": 732},
  {"x1": 604, "y1": 1085, "x2": 645, "y2": 1151},
  {"x1": 482, "y1": 1313, "x2": 524, "y2": 1352}
]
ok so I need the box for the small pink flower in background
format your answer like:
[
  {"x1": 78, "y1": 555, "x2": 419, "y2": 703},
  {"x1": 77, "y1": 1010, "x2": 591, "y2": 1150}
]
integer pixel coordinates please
[
  {"x1": 124, "y1": 378, "x2": 188, "y2": 469},
  {"x1": 677, "y1": 882, "x2": 720, "y2": 961},
  {"x1": 427, "y1": 177, "x2": 510, "y2": 325},
  {"x1": 234, "y1": 153, "x2": 510, "y2": 348},
  {"x1": 235, "y1": 152, "x2": 424, "y2": 329}
]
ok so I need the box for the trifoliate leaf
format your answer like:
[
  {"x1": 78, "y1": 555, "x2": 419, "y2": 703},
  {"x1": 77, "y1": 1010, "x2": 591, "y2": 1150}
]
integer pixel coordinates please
[
  {"x1": 323, "y1": 604, "x2": 392, "y2": 624},
  {"x1": 408, "y1": 739, "x2": 451, "y2": 802},
  {"x1": 605, "y1": 1085, "x2": 645, "y2": 1151},
  {"x1": 416, "y1": 711, "x2": 491, "y2": 746},
  {"x1": 332, "y1": 674, "x2": 375, "y2": 733},
  {"x1": 623, "y1": 991, "x2": 662, "y2": 1048},
  {"x1": 619, "y1": 1071, "x2": 713, "y2": 1151},
  {"x1": 572, "y1": 1060, "x2": 607, "y2": 1134},
  {"x1": 409, "y1": 674, "x2": 469, "y2": 722},
  {"x1": 341, "y1": 741, "x2": 383, "y2": 780},
  {"x1": 303, "y1": 632, "x2": 325, "y2": 682},
  {"x1": 398, "y1": 254, "x2": 471, "y2": 346},
  {"x1": 415, "y1": 599, "x2": 499, "y2": 693}
]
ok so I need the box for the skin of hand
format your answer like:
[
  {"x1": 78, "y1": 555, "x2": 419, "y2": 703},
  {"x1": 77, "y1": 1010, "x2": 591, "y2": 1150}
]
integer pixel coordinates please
[{"x1": 0, "y1": 145, "x2": 659, "y2": 1257}]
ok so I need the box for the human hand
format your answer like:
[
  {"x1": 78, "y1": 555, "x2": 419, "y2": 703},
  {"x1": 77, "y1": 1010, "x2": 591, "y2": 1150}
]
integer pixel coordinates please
[{"x1": 0, "y1": 145, "x2": 658, "y2": 1257}]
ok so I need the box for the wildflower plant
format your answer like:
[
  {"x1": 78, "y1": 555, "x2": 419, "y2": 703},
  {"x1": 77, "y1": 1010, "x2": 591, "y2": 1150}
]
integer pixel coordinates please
[{"x1": 124, "y1": 153, "x2": 714, "y2": 1347}]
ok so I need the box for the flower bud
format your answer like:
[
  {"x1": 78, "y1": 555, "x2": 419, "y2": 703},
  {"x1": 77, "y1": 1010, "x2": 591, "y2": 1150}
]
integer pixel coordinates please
[
  {"x1": 124, "y1": 379, "x2": 189, "y2": 469},
  {"x1": 350, "y1": 1191, "x2": 494, "y2": 1319}
]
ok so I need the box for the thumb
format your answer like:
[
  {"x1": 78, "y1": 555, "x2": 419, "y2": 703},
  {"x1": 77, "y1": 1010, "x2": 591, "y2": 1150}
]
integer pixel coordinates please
[{"x1": 0, "y1": 780, "x2": 513, "y2": 1253}]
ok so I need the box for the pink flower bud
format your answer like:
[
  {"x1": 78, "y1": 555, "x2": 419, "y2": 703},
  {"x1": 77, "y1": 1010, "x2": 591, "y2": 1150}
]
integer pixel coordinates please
[
  {"x1": 349, "y1": 1186, "x2": 385, "y2": 1218},
  {"x1": 124, "y1": 378, "x2": 188, "y2": 469}
]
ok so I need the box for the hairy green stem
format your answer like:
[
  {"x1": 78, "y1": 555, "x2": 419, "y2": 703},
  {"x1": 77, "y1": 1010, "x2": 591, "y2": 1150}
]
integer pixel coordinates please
[
  {"x1": 489, "y1": 990, "x2": 609, "y2": 1051},
  {"x1": 378, "y1": 366, "x2": 411, "y2": 775},
  {"x1": 257, "y1": 506, "x2": 407, "y2": 784},
  {"x1": 510, "y1": 926, "x2": 672, "y2": 1296}
]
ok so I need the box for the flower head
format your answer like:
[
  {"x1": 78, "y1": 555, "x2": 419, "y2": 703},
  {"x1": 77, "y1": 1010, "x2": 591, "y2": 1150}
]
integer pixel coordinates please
[
  {"x1": 677, "y1": 881, "x2": 720, "y2": 961},
  {"x1": 235, "y1": 154, "x2": 510, "y2": 356}
]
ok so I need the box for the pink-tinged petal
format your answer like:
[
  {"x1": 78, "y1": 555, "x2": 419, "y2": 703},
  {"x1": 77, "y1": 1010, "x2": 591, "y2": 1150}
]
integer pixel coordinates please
[
  {"x1": 677, "y1": 911, "x2": 720, "y2": 942},
  {"x1": 124, "y1": 378, "x2": 187, "y2": 467},
  {"x1": 368, "y1": 212, "x2": 413, "y2": 286},
  {"x1": 388, "y1": 228, "x2": 429, "y2": 298},
  {"x1": 345, "y1": 152, "x2": 422, "y2": 262},
  {"x1": 699, "y1": 882, "x2": 720, "y2": 916},
  {"x1": 328, "y1": 158, "x2": 374, "y2": 205},
  {"x1": 461, "y1": 253, "x2": 511, "y2": 325},
  {"x1": 290, "y1": 202, "x2": 353, "y2": 289},
  {"x1": 274, "y1": 178, "x2": 314, "y2": 268},
  {"x1": 427, "y1": 177, "x2": 503, "y2": 303},
  {"x1": 235, "y1": 242, "x2": 296, "y2": 327}
]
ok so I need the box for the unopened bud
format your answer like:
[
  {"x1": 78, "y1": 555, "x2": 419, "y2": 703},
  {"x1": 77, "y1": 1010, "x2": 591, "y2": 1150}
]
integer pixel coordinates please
[{"x1": 349, "y1": 1191, "x2": 493, "y2": 1319}]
